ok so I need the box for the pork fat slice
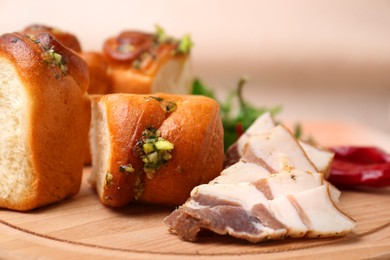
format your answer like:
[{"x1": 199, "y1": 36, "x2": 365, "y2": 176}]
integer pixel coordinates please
[
  {"x1": 165, "y1": 113, "x2": 355, "y2": 243},
  {"x1": 191, "y1": 169, "x2": 323, "y2": 210},
  {"x1": 210, "y1": 161, "x2": 270, "y2": 184},
  {"x1": 165, "y1": 183, "x2": 355, "y2": 243},
  {"x1": 225, "y1": 112, "x2": 334, "y2": 176},
  {"x1": 243, "y1": 125, "x2": 317, "y2": 173}
]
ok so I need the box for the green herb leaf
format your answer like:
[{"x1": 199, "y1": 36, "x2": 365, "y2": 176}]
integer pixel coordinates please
[
  {"x1": 133, "y1": 172, "x2": 144, "y2": 200},
  {"x1": 138, "y1": 127, "x2": 174, "y2": 177},
  {"x1": 146, "y1": 96, "x2": 177, "y2": 113},
  {"x1": 176, "y1": 34, "x2": 193, "y2": 54},
  {"x1": 105, "y1": 171, "x2": 113, "y2": 186},
  {"x1": 155, "y1": 24, "x2": 168, "y2": 43},
  {"x1": 191, "y1": 77, "x2": 282, "y2": 151},
  {"x1": 41, "y1": 47, "x2": 67, "y2": 75},
  {"x1": 119, "y1": 164, "x2": 135, "y2": 173},
  {"x1": 191, "y1": 79, "x2": 216, "y2": 99},
  {"x1": 155, "y1": 139, "x2": 174, "y2": 150},
  {"x1": 154, "y1": 25, "x2": 193, "y2": 55},
  {"x1": 294, "y1": 123, "x2": 302, "y2": 139}
]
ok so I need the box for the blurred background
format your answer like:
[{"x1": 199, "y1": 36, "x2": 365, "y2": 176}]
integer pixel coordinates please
[{"x1": 1, "y1": 0, "x2": 389, "y2": 135}]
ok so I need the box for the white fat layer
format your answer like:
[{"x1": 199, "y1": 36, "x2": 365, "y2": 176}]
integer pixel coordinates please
[
  {"x1": 269, "y1": 198, "x2": 308, "y2": 237},
  {"x1": 210, "y1": 161, "x2": 270, "y2": 184},
  {"x1": 192, "y1": 169, "x2": 329, "y2": 209},
  {"x1": 185, "y1": 175, "x2": 349, "y2": 239},
  {"x1": 233, "y1": 112, "x2": 333, "y2": 178},
  {"x1": 225, "y1": 221, "x2": 282, "y2": 243},
  {"x1": 237, "y1": 112, "x2": 275, "y2": 155},
  {"x1": 185, "y1": 199, "x2": 209, "y2": 209},
  {"x1": 190, "y1": 183, "x2": 267, "y2": 210},
  {"x1": 299, "y1": 141, "x2": 334, "y2": 175},
  {"x1": 327, "y1": 182, "x2": 341, "y2": 203},
  {"x1": 173, "y1": 112, "x2": 353, "y2": 242},
  {"x1": 247, "y1": 125, "x2": 317, "y2": 173},
  {"x1": 291, "y1": 185, "x2": 356, "y2": 236},
  {"x1": 267, "y1": 169, "x2": 323, "y2": 198}
]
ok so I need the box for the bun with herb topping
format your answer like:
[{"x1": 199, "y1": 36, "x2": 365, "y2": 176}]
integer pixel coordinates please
[
  {"x1": 79, "y1": 51, "x2": 110, "y2": 94},
  {"x1": 78, "y1": 51, "x2": 111, "y2": 165},
  {"x1": 0, "y1": 32, "x2": 90, "y2": 211},
  {"x1": 21, "y1": 24, "x2": 112, "y2": 165},
  {"x1": 89, "y1": 93, "x2": 224, "y2": 207},
  {"x1": 22, "y1": 24, "x2": 111, "y2": 95},
  {"x1": 22, "y1": 24, "x2": 82, "y2": 52},
  {"x1": 103, "y1": 28, "x2": 193, "y2": 95}
]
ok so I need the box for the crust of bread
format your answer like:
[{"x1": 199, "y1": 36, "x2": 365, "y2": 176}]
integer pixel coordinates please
[
  {"x1": 108, "y1": 52, "x2": 191, "y2": 94},
  {"x1": 22, "y1": 24, "x2": 82, "y2": 52},
  {"x1": 0, "y1": 32, "x2": 90, "y2": 210},
  {"x1": 91, "y1": 93, "x2": 224, "y2": 207},
  {"x1": 79, "y1": 52, "x2": 110, "y2": 165},
  {"x1": 79, "y1": 51, "x2": 110, "y2": 94},
  {"x1": 104, "y1": 32, "x2": 192, "y2": 94}
]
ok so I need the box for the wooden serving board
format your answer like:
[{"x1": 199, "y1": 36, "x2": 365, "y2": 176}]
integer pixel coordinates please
[{"x1": 0, "y1": 122, "x2": 389, "y2": 259}]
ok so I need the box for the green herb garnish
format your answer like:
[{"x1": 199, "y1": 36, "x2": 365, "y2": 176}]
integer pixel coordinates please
[
  {"x1": 294, "y1": 124, "x2": 316, "y2": 145},
  {"x1": 41, "y1": 47, "x2": 67, "y2": 75},
  {"x1": 132, "y1": 59, "x2": 141, "y2": 69},
  {"x1": 192, "y1": 79, "x2": 216, "y2": 99},
  {"x1": 154, "y1": 24, "x2": 193, "y2": 55},
  {"x1": 155, "y1": 24, "x2": 169, "y2": 44},
  {"x1": 191, "y1": 77, "x2": 281, "y2": 150},
  {"x1": 105, "y1": 171, "x2": 113, "y2": 186},
  {"x1": 148, "y1": 96, "x2": 164, "y2": 102},
  {"x1": 119, "y1": 164, "x2": 135, "y2": 173},
  {"x1": 118, "y1": 43, "x2": 135, "y2": 53},
  {"x1": 294, "y1": 123, "x2": 302, "y2": 139},
  {"x1": 134, "y1": 172, "x2": 145, "y2": 200},
  {"x1": 164, "y1": 101, "x2": 177, "y2": 112},
  {"x1": 138, "y1": 127, "x2": 174, "y2": 178},
  {"x1": 176, "y1": 34, "x2": 193, "y2": 54},
  {"x1": 27, "y1": 34, "x2": 38, "y2": 44},
  {"x1": 146, "y1": 96, "x2": 177, "y2": 113}
]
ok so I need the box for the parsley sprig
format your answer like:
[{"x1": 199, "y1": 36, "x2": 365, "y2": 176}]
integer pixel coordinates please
[
  {"x1": 154, "y1": 25, "x2": 193, "y2": 54},
  {"x1": 192, "y1": 77, "x2": 282, "y2": 150}
]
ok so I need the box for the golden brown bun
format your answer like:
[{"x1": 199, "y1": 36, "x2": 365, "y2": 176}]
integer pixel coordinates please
[
  {"x1": 90, "y1": 93, "x2": 224, "y2": 207},
  {"x1": 78, "y1": 52, "x2": 110, "y2": 165},
  {"x1": 22, "y1": 24, "x2": 82, "y2": 52},
  {"x1": 79, "y1": 52, "x2": 110, "y2": 94},
  {"x1": 21, "y1": 25, "x2": 95, "y2": 166},
  {"x1": 103, "y1": 31, "x2": 192, "y2": 94},
  {"x1": 0, "y1": 32, "x2": 90, "y2": 210}
]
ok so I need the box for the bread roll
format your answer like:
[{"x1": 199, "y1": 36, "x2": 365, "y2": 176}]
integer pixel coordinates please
[
  {"x1": 22, "y1": 24, "x2": 82, "y2": 52},
  {"x1": 103, "y1": 31, "x2": 192, "y2": 94},
  {"x1": 0, "y1": 32, "x2": 90, "y2": 211},
  {"x1": 22, "y1": 25, "x2": 111, "y2": 95},
  {"x1": 78, "y1": 52, "x2": 110, "y2": 94},
  {"x1": 90, "y1": 93, "x2": 224, "y2": 207},
  {"x1": 78, "y1": 52, "x2": 110, "y2": 165},
  {"x1": 21, "y1": 25, "x2": 110, "y2": 165}
]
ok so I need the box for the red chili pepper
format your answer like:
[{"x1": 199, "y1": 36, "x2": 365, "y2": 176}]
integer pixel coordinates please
[
  {"x1": 328, "y1": 146, "x2": 390, "y2": 188},
  {"x1": 235, "y1": 123, "x2": 245, "y2": 139}
]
